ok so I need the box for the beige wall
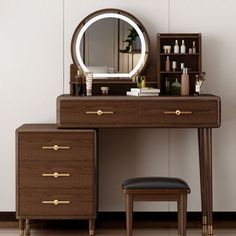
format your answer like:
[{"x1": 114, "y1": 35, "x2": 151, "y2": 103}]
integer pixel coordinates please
[{"x1": 1, "y1": 0, "x2": 235, "y2": 212}]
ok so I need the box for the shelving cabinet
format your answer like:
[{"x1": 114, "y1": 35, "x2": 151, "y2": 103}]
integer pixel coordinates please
[{"x1": 157, "y1": 33, "x2": 202, "y2": 95}]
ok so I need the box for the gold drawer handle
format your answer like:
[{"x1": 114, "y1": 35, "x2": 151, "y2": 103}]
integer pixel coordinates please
[
  {"x1": 42, "y1": 172, "x2": 70, "y2": 178},
  {"x1": 42, "y1": 145, "x2": 70, "y2": 151},
  {"x1": 85, "y1": 110, "x2": 114, "y2": 116},
  {"x1": 42, "y1": 200, "x2": 70, "y2": 205},
  {"x1": 164, "y1": 110, "x2": 192, "y2": 116}
]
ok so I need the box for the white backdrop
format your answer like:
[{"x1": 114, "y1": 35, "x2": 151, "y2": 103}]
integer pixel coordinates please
[{"x1": 0, "y1": 0, "x2": 235, "y2": 212}]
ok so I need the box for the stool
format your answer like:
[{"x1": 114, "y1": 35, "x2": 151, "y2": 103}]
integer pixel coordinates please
[{"x1": 122, "y1": 177, "x2": 191, "y2": 236}]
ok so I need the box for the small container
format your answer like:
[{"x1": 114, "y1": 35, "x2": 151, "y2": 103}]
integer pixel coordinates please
[
  {"x1": 192, "y1": 41, "x2": 197, "y2": 53},
  {"x1": 163, "y1": 45, "x2": 171, "y2": 53},
  {"x1": 172, "y1": 61, "x2": 177, "y2": 71},
  {"x1": 101, "y1": 86, "x2": 109, "y2": 95},
  {"x1": 165, "y1": 56, "x2": 170, "y2": 71},
  {"x1": 180, "y1": 63, "x2": 185, "y2": 70},
  {"x1": 181, "y1": 68, "x2": 189, "y2": 96},
  {"x1": 170, "y1": 78, "x2": 181, "y2": 95},
  {"x1": 174, "y1": 40, "x2": 179, "y2": 53},
  {"x1": 136, "y1": 75, "x2": 146, "y2": 88},
  {"x1": 164, "y1": 77, "x2": 170, "y2": 94},
  {"x1": 180, "y1": 40, "x2": 186, "y2": 53},
  {"x1": 85, "y1": 72, "x2": 93, "y2": 96},
  {"x1": 189, "y1": 48, "x2": 193, "y2": 54}
]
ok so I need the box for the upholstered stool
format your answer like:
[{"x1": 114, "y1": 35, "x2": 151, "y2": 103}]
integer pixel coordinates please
[{"x1": 122, "y1": 177, "x2": 191, "y2": 236}]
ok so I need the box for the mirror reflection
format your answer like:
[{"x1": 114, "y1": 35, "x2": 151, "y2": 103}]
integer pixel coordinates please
[
  {"x1": 71, "y1": 9, "x2": 150, "y2": 79},
  {"x1": 81, "y1": 18, "x2": 145, "y2": 75}
]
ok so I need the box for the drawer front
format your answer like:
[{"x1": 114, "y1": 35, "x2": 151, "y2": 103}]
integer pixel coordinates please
[
  {"x1": 58, "y1": 101, "x2": 138, "y2": 127},
  {"x1": 19, "y1": 161, "x2": 93, "y2": 189},
  {"x1": 139, "y1": 100, "x2": 220, "y2": 127},
  {"x1": 18, "y1": 131, "x2": 95, "y2": 161},
  {"x1": 19, "y1": 189, "x2": 94, "y2": 217}
]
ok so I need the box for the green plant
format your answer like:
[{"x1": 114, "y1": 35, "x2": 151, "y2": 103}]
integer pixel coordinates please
[{"x1": 119, "y1": 27, "x2": 138, "y2": 53}]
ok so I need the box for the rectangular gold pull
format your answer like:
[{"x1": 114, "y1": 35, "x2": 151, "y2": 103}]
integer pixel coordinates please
[
  {"x1": 164, "y1": 109, "x2": 192, "y2": 116},
  {"x1": 42, "y1": 172, "x2": 70, "y2": 178},
  {"x1": 42, "y1": 145, "x2": 70, "y2": 151},
  {"x1": 42, "y1": 200, "x2": 70, "y2": 205},
  {"x1": 85, "y1": 109, "x2": 114, "y2": 116}
]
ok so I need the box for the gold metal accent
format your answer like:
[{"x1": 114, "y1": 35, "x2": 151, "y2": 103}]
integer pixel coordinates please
[
  {"x1": 42, "y1": 200, "x2": 70, "y2": 205},
  {"x1": 42, "y1": 172, "x2": 70, "y2": 178},
  {"x1": 42, "y1": 145, "x2": 70, "y2": 151},
  {"x1": 208, "y1": 225, "x2": 213, "y2": 235},
  {"x1": 25, "y1": 219, "x2": 30, "y2": 235},
  {"x1": 202, "y1": 224, "x2": 208, "y2": 235},
  {"x1": 203, "y1": 215, "x2": 207, "y2": 225},
  {"x1": 164, "y1": 110, "x2": 192, "y2": 116},
  {"x1": 20, "y1": 229, "x2": 24, "y2": 236},
  {"x1": 89, "y1": 229, "x2": 94, "y2": 236},
  {"x1": 85, "y1": 110, "x2": 114, "y2": 116}
]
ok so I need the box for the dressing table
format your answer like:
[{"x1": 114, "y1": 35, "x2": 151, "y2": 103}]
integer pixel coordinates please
[{"x1": 16, "y1": 8, "x2": 221, "y2": 236}]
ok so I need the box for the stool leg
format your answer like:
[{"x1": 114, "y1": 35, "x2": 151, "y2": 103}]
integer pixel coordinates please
[
  {"x1": 126, "y1": 193, "x2": 133, "y2": 236},
  {"x1": 178, "y1": 194, "x2": 187, "y2": 236},
  {"x1": 89, "y1": 219, "x2": 95, "y2": 236}
]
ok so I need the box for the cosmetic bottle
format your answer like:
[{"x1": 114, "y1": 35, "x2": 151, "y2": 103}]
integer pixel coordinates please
[
  {"x1": 73, "y1": 69, "x2": 83, "y2": 96},
  {"x1": 174, "y1": 40, "x2": 179, "y2": 53},
  {"x1": 164, "y1": 77, "x2": 170, "y2": 94},
  {"x1": 172, "y1": 61, "x2": 177, "y2": 71},
  {"x1": 165, "y1": 56, "x2": 170, "y2": 71},
  {"x1": 181, "y1": 68, "x2": 189, "y2": 96},
  {"x1": 170, "y1": 78, "x2": 181, "y2": 95},
  {"x1": 180, "y1": 40, "x2": 186, "y2": 53},
  {"x1": 192, "y1": 41, "x2": 196, "y2": 53}
]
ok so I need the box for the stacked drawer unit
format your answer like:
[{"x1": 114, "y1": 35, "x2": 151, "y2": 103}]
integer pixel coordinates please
[{"x1": 16, "y1": 124, "x2": 97, "y2": 235}]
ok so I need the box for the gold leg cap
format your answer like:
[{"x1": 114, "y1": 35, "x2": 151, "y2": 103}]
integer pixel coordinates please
[
  {"x1": 89, "y1": 229, "x2": 94, "y2": 236},
  {"x1": 208, "y1": 225, "x2": 213, "y2": 235}
]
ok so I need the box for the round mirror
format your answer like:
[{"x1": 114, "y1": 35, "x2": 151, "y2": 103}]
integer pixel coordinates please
[{"x1": 71, "y1": 8, "x2": 150, "y2": 79}]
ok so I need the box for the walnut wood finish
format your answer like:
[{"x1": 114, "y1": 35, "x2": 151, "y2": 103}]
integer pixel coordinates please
[
  {"x1": 57, "y1": 95, "x2": 220, "y2": 128},
  {"x1": 57, "y1": 94, "x2": 220, "y2": 234},
  {"x1": 157, "y1": 33, "x2": 202, "y2": 95},
  {"x1": 16, "y1": 124, "x2": 97, "y2": 235},
  {"x1": 123, "y1": 189, "x2": 190, "y2": 236}
]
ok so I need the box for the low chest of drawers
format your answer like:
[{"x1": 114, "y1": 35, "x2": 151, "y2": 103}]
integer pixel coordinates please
[{"x1": 16, "y1": 124, "x2": 97, "y2": 235}]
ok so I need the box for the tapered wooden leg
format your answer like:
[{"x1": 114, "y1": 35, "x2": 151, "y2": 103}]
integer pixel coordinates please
[
  {"x1": 89, "y1": 219, "x2": 95, "y2": 236},
  {"x1": 19, "y1": 219, "x2": 25, "y2": 236},
  {"x1": 198, "y1": 128, "x2": 213, "y2": 235},
  {"x1": 198, "y1": 128, "x2": 208, "y2": 233},
  {"x1": 25, "y1": 219, "x2": 30, "y2": 235},
  {"x1": 178, "y1": 194, "x2": 187, "y2": 236},
  {"x1": 126, "y1": 194, "x2": 133, "y2": 236}
]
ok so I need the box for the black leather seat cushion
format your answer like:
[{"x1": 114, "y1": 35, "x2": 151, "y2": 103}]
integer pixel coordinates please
[{"x1": 122, "y1": 177, "x2": 190, "y2": 191}]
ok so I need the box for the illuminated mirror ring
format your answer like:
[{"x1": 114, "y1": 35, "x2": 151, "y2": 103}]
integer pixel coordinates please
[{"x1": 71, "y1": 9, "x2": 150, "y2": 79}]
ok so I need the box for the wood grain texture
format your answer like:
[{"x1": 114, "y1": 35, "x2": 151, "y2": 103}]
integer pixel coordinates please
[{"x1": 57, "y1": 95, "x2": 220, "y2": 128}]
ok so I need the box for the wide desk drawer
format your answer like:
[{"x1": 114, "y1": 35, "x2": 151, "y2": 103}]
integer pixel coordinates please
[
  {"x1": 19, "y1": 189, "x2": 93, "y2": 217},
  {"x1": 57, "y1": 95, "x2": 220, "y2": 128},
  {"x1": 139, "y1": 99, "x2": 220, "y2": 127},
  {"x1": 57, "y1": 98, "x2": 138, "y2": 127}
]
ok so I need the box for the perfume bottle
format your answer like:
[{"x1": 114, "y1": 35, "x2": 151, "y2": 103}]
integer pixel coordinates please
[
  {"x1": 174, "y1": 40, "x2": 179, "y2": 53},
  {"x1": 171, "y1": 78, "x2": 181, "y2": 95},
  {"x1": 180, "y1": 40, "x2": 186, "y2": 53}
]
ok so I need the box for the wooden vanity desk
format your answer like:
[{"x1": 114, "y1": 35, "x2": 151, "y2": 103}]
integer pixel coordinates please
[{"x1": 57, "y1": 94, "x2": 220, "y2": 235}]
